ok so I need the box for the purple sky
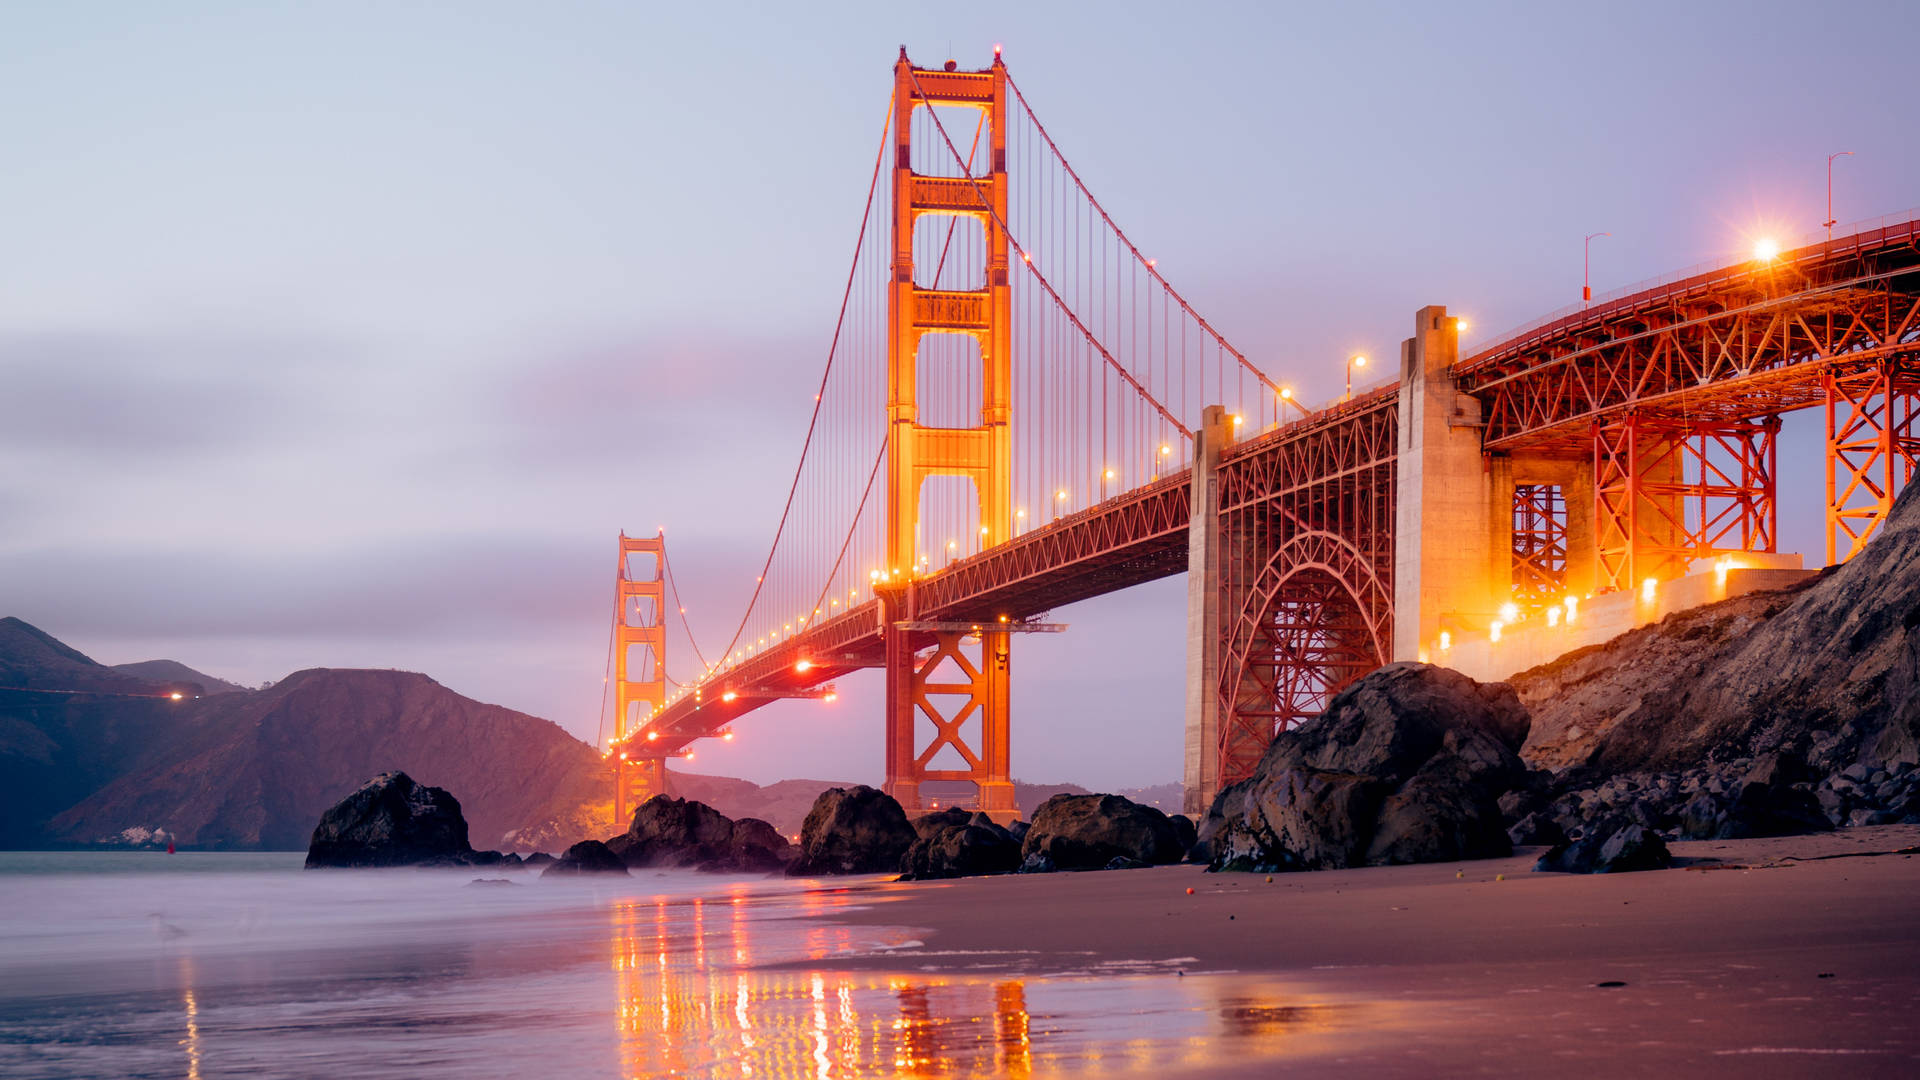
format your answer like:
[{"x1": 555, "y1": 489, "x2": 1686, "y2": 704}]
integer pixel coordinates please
[{"x1": 4, "y1": 2, "x2": 1916, "y2": 788}]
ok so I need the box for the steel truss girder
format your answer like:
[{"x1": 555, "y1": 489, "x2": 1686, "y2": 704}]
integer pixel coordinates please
[
  {"x1": 1592, "y1": 411, "x2": 1779, "y2": 591},
  {"x1": 1512, "y1": 483, "x2": 1568, "y2": 597},
  {"x1": 1456, "y1": 222, "x2": 1920, "y2": 453},
  {"x1": 1825, "y1": 356, "x2": 1920, "y2": 564}
]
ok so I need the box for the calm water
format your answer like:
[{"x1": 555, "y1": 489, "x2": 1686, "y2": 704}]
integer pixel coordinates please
[{"x1": 0, "y1": 853, "x2": 1364, "y2": 1078}]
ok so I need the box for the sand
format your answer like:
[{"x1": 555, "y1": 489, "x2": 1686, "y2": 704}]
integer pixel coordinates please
[{"x1": 800, "y1": 824, "x2": 1920, "y2": 1077}]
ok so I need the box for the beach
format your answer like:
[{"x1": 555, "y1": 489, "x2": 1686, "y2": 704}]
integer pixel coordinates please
[{"x1": 2, "y1": 828, "x2": 1916, "y2": 1078}]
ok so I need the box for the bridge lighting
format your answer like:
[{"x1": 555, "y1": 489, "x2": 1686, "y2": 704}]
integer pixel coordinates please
[
  {"x1": 1752, "y1": 237, "x2": 1781, "y2": 262},
  {"x1": 1564, "y1": 595, "x2": 1578, "y2": 623},
  {"x1": 824, "y1": 692, "x2": 839, "y2": 703},
  {"x1": 1546, "y1": 605, "x2": 1561, "y2": 627},
  {"x1": 1016, "y1": 508, "x2": 1026, "y2": 519},
  {"x1": 1230, "y1": 416, "x2": 1243, "y2": 428},
  {"x1": 618, "y1": 752, "x2": 628, "y2": 760},
  {"x1": 1489, "y1": 620, "x2": 1503, "y2": 643},
  {"x1": 947, "y1": 539, "x2": 957, "y2": 551},
  {"x1": 795, "y1": 659, "x2": 813, "y2": 673},
  {"x1": 1438, "y1": 630, "x2": 1452, "y2": 651},
  {"x1": 979, "y1": 526, "x2": 989, "y2": 537},
  {"x1": 722, "y1": 731, "x2": 735, "y2": 741},
  {"x1": 647, "y1": 731, "x2": 658, "y2": 741},
  {"x1": 1056, "y1": 490, "x2": 1067, "y2": 500},
  {"x1": 722, "y1": 690, "x2": 739, "y2": 703},
  {"x1": 1641, "y1": 577, "x2": 1659, "y2": 603},
  {"x1": 1497, "y1": 601, "x2": 1519, "y2": 625},
  {"x1": 1160, "y1": 444, "x2": 1171, "y2": 456},
  {"x1": 1146, "y1": 257, "x2": 1157, "y2": 268},
  {"x1": 169, "y1": 692, "x2": 184, "y2": 701}
]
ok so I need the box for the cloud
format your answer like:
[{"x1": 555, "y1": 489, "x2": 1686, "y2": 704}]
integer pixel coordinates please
[{"x1": 0, "y1": 329, "x2": 355, "y2": 459}]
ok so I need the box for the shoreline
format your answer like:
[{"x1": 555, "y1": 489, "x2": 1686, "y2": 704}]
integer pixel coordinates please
[{"x1": 788, "y1": 825, "x2": 1920, "y2": 1076}]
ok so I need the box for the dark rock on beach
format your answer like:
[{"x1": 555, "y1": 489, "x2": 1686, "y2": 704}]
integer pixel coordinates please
[
  {"x1": 603, "y1": 795, "x2": 794, "y2": 873},
  {"x1": 788, "y1": 785, "x2": 917, "y2": 876},
  {"x1": 1201, "y1": 664, "x2": 1529, "y2": 873},
  {"x1": 1020, "y1": 793, "x2": 1186, "y2": 871},
  {"x1": 1534, "y1": 824, "x2": 1672, "y2": 874},
  {"x1": 899, "y1": 814, "x2": 1022, "y2": 880},
  {"x1": 305, "y1": 772, "x2": 476, "y2": 868},
  {"x1": 542, "y1": 839, "x2": 630, "y2": 877}
]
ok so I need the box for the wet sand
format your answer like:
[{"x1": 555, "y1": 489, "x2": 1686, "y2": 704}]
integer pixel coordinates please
[{"x1": 808, "y1": 824, "x2": 1920, "y2": 1077}]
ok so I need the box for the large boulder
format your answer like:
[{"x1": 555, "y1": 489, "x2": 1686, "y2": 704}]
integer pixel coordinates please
[
  {"x1": 305, "y1": 772, "x2": 474, "y2": 868},
  {"x1": 608, "y1": 795, "x2": 738, "y2": 868},
  {"x1": 1534, "y1": 824, "x2": 1672, "y2": 874},
  {"x1": 787, "y1": 785, "x2": 917, "y2": 876},
  {"x1": 605, "y1": 795, "x2": 794, "y2": 873},
  {"x1": 899, "y1": 813, "x2": 1022, "y2": 880},
  {"x1": 1200, "y1": 664, "x2": 1530, "y2": 873},
  {"x1": 542, "y1": 839, "x2": 630, "y2": 877},
  {"x1": 1019, "y1": 793, "x2": 1185, "y2": 871}
]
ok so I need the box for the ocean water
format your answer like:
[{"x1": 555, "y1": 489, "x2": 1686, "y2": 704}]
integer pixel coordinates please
[{"x1": 0, "y1": 853, "x2": 1361, "y2": 1078}]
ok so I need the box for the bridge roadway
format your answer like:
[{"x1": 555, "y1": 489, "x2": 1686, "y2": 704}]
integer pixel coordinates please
[{"x1": 642, "y1": 214, "x2": 1920, "y2": 770}]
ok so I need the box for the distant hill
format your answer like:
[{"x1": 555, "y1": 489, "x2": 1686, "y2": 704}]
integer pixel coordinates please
[
  {"x1": 110, "y1": 659, "x2": 250, "y2": 695},
  {"x1": 1, "y1": 616, "x2": 1177, "y2": 850}
]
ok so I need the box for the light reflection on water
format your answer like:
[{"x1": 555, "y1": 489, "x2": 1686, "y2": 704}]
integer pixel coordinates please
[{"x1": 0, "y1": 854, "x2": 1367, "y2": 1078}]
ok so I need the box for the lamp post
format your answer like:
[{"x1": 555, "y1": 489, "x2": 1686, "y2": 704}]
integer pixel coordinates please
[
  {"x1": 1345, "y1": 354, "x2": 1367, "y2": 403},
  {"x1": 1824, "y1": 151, "x2": 1854, "y2": 242},
  {"x1": 1584, "y1": 231, "x2": 1610, "y2": 305}
]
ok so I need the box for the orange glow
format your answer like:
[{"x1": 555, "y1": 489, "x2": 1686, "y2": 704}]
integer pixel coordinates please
[
  {"x1": 722, "y1": 691, "x2": 738, "y2": 703},
  {"x1": 1104, "y1": 468, "x2": 1117, "y2": 480},
  {"x1": 1564, "y1": 595, "x2": 1579, "y2": 623},
  {"x1": 618, "y1": 751, "x2": 628, "y2": 761},
  {"x1": 1489, "y1": 620, "x2": 1503, "y2": 643},
  {"x1": 1752, "y1": 237, "x2": 1781, "y2": 262},
  {"x1": 647, "y1": 731, "x2": 658, "y2": 740},
  {"x1": 795, "y1": 659, "x2": 813, "y2": 673},
  {"x1": 169, "y1": 692, "x2": 184, "y2": 701},
  {"x1": 1231, "y1": 414, "x2": 1243, "y2": 427},
  {"x1": 1438, "y1": 630, "x2": 1451, "y2": 651},
  {"x1": 1279, "y1": 387, "x2": 1293, "y2": 400},
  {"x1": 823, "y1": 692, "x2": 838, "y2": 703},
  {"x1": 1352, "y1": 354, "x2": 1368, "y2": 368},
  {"x1": 1641, "y1": 577, "x2": 1659, "y2": 603},
  {"x1": 1546, "y1": 605, "x2": 1560, "y2": 628},
  {"x1": 1497, "y1": 601, "x2": 1519, "y2": 624},
  {"x1": 722, "y1": 731, "x2": 735, "y2": 741}
]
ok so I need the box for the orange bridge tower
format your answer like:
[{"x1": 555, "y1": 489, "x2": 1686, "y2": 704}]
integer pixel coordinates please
[
  {"x1": 611, "y1": 532, "x2": 668, "y2": 828},
  {"x1": 880, "y1": 50, "x2": 1017, "y2": 822}
]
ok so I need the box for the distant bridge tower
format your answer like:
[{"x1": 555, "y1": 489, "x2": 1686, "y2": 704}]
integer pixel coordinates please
[
  {"x1": 612, "y1": 532, "x2": 668, "y2": 828},
  {"x1": 881, "y1": 50, "x2": 1017, "y2": 821}
]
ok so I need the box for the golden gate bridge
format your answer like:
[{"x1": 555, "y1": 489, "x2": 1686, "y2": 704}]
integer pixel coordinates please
[{"x1": 598, "y1": 49, "x2": 1920, "y2": 827}]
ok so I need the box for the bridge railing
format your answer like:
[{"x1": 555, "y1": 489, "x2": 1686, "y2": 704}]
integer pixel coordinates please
[{"x1": 1462, "y1": 206, "x2": 1920, "y2": 366}]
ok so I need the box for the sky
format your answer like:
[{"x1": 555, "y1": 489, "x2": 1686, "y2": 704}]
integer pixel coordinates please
[{"x1": 3, "y1": 1, "x2": 1917, "y2": 789}]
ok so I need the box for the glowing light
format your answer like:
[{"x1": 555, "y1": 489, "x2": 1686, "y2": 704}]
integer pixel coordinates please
[
  {"x1": 1021, "y1": 251, "x2": 1031, "y2": 262},
  {"x1": 1159, "y1": 444, "x2": 1171, "y2": 456},
  {"x1": 723, "y1": 731, "x2": 735, "y2": 741},
  {"x1": 1641, "y1": 577, "x2": 1658, "y2": 603},
  {"x1": 683, "y1": 752, "x2": 693, "y2": 760},
  {"x1": 1489, "y1": 620, "x2": 1503, "y2": 643},
  {"x1": 168, "y1": 692, "x2": 184, "y2": 701},
  {"x1": 1279, "y1": 387, "x2": 1293, "y2": 400},
  {"x1": 1016, "y1": 508, "x2": 1026, "y2": 519},
  {"x1": 1056, "y1": 490, "x2": 1068, "y2": 500},
  {"x1": 1231, "y1": 415, "x2": 1244, "y2": 427},
  {"x1": 1455, "y1": 318, "x2": 1470, "y2": 335},
  {"x1": 1438, "y1": 630, "x2": 1452, "y2": 651},
  {"x1": 947, "y1": 539, "x2": 957, "y2": 550},
  {"x1": 722, "y1": 691, "x2": 739, "y2": 703},
  {"x1": 1104, "y1": 468, "x2": 1117, "y2": 480},
  {"x1": 1546, "y1": 605, "x2": 1561, "y2": 627},
  {"x1": 823, "y1": 692, "x2": 838, "y2": 703},
  {"x1": 1146, "y1": 257, "x2": 1156, "y2": 268},
  {"x1": 1498, "y1": 601, "x2": 1519, "y2": 624},
  {"x1": 619, "y1": 751, "x2": 628, "y2": 760},
  {"x1": 998, "y1": 614, "x2": 1008, "y2": 622},
  {"x1": 795, "y1": 660, "x2": 812, "y2": 673},
  {"x1": 1752, "y1": 237, "x2": 1781, "y2": 262},
  {"x1": 1352, "y1": 354, "x2": 1368, "y2": 368},
  {"x1": 647, "y1": 731, "x2": 658, "y2": 741},
  {"x1": 1715, "y1": 554, "x2": 1735, "y2": 585},
  {"x1": 993, "y1": 43, "x2": 1002, "y2": 54},
  {"x1": 979, "y1": 526, "x2": 989, "y2": 536}
]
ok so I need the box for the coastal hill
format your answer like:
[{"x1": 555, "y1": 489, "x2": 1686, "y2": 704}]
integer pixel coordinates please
[{"x1": 0, "y1": 617, "x2": 1186, "y2": 850}]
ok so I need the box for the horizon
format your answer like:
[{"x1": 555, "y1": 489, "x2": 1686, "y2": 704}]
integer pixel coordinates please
[{"x1": 5, "y1": 1, "x2": 1917, "y2": 789}]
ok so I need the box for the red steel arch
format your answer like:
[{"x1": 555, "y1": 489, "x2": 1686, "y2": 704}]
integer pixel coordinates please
[{"x1": 1218, "y1": 529, "x2": 1392, "y2": 787}]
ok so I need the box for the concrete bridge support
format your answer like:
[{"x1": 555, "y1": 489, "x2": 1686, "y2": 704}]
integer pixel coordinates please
[
  {"x1": 1393, "y1": 306, "x2": 1497, "y2": 661},
  {"x1": 1182, "y1": 406, "x2": 1232, "y2": 815}
]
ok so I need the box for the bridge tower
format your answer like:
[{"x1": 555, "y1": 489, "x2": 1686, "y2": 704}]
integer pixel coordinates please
[
  {"x1": 881, "y1": 50, "x2": 1017, "y2": 821},
  {"x1": 612, "y1": 532, "x2": 668, "y2": 829}
]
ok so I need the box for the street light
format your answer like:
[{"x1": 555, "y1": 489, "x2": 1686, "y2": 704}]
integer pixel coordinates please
[
  {"x1": 1278, "y1": 386, "x2": 1310, "y2": 419},
  {"x1": 1584, "y1": 232, "x2": 1610, "y2": 304},
  {"x1": 1345, "y1": 354, "x2": 1367, "y2": 402},
  {"x1": 1824, "y1": 151, "x2": 1854, "y2": 241}
]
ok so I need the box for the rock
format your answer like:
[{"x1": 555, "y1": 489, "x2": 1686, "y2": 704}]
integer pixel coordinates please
[
  {"x1": 1166, "y1": 813, "x2": 1198, "y2": 856},
  {"x1": 1202, "y1": 665, "x2": 1529, "y2": 873},
  {"x1": 521, "y1": 852, "x2": 556, "y2": 867},
  {"x1": 1007, "y1": 820, "x2": 1031, "y2": 843},
  {"x1": 1507, "y1": 811, "x2": 1566, "y2": 847},
  {"x1": 725, "y1": 817, "x2": 795, "y2": 873},
  {"x1": 787, "y1": 785, "x2": 917, "y2": 876},
  {"x1": 304, "y1": 772, "x2": 475, "y2": 869},
  {"x1": 911, "y1": 807, "x2": 974, "y2": 840},
  {"x1": 542, "y1": 839, "x2": 629, "y2": 877},
  {"x1": 1534, "y1": 825, "x2": 1672, "y2": 874},
  {"x1": 1019, "y1": 793, "x2": 1185, "y2": 871},
  {"x1": 1103, "y1": 856, "x2": 1148, "y2": 870},
  {"x1": 1364, "y1": 754, "x2": 1511, "y2": 865},
  {"x1": 1017, "y1": 851, "x2": 1055, "y2": 874},
  {"x1": 613, "y1": 795, "x2": 739, "y2": 869},
  {"x1": 899, "y1": 820, "x2": 1021, "y2": 880}
]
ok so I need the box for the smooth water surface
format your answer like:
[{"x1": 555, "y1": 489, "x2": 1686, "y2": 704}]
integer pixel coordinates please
[{"x1": 0, "y1": 853, "x2": 1365, "y2": 1078}]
